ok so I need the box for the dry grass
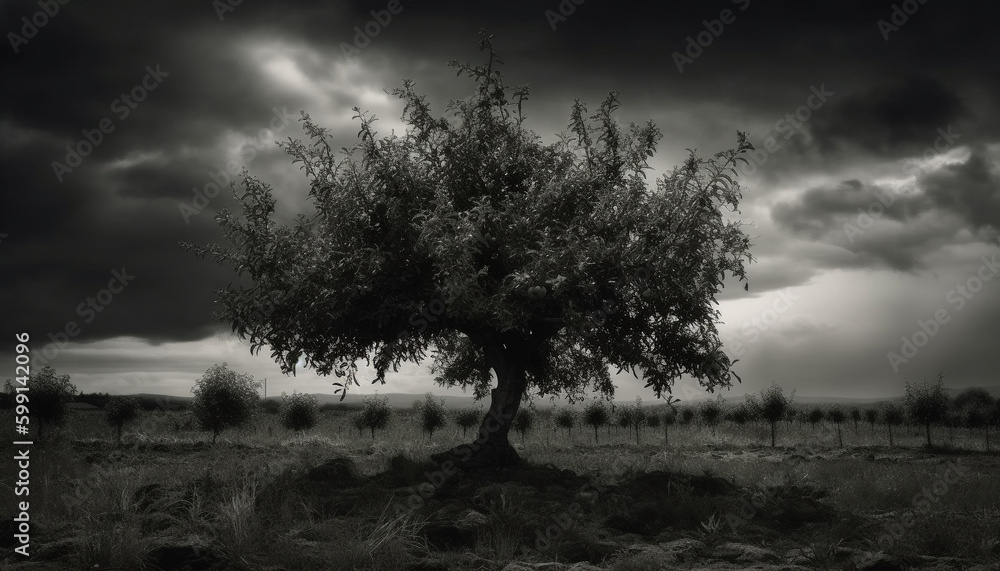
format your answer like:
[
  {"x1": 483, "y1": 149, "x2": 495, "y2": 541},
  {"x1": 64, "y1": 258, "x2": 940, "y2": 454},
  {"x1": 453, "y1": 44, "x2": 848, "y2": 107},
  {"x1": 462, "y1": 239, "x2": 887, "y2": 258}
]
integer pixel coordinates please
[{"x1": 1, "y1": 407, "x2": 998, "y2": 569}]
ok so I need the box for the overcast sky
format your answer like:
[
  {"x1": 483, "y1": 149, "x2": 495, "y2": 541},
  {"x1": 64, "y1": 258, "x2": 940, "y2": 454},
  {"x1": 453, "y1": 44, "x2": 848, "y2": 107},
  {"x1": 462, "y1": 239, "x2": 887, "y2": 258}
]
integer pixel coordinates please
[{"x1": 2, "y1": 0, "x2": 998, "y2": 403}]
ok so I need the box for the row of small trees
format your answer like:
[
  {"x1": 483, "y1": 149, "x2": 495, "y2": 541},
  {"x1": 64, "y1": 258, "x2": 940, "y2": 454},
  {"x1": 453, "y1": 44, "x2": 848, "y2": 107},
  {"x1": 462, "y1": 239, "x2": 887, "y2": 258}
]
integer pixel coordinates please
[{"x1": 14, "y1": 364, "x2": 997, "y2": 450}]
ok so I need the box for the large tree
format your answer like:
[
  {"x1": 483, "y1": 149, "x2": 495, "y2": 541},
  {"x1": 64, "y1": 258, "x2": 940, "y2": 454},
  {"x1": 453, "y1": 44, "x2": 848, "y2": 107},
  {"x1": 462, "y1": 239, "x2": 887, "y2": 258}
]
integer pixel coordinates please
[{"x1": 184, "y1": 32, "x2": 754, "y2": 469}]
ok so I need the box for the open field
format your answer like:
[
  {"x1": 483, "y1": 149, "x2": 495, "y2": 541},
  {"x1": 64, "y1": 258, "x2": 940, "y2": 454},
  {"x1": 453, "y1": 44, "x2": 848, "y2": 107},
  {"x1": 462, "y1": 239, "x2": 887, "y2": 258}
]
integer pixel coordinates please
[{"x1": 3, "y1": 406, "x2": 999, "y2": 571}]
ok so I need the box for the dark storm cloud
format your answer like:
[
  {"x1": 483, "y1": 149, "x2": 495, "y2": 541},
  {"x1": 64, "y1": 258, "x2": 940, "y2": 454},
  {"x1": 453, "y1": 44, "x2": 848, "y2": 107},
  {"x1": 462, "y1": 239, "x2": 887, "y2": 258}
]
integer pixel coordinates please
[
  {"x1": 771, "y1": 149, "x2": 1000, "y2": 271},
  {"x1": 2, "y1": 0, "x2": 1000, "y2": 354},
  {"x1": 809, "y1": 77, "x2": 968, "y2": 158}
]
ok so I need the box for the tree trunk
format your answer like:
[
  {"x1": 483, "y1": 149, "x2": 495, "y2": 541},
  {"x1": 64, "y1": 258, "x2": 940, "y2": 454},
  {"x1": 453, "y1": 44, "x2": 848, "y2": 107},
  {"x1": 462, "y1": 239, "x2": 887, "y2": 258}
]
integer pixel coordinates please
[
  {"x1": 925, "y1": 423, "x2": 932, "y2": 447},
  {"x1": 593, "y1": 425, "x2": 599, "y2": 444},
  {"x1": 888, "y1": 425, "x2": 894, "y2": 447},
  {"x1": 116, "y1": 425, "x2": 122, "y2": 446},
  {"x1": 770, "y1": 421, "x2": 776, "y2": 448},
  {"x1": 432, "y1": 341, "x2": 529, "y2": 470}
]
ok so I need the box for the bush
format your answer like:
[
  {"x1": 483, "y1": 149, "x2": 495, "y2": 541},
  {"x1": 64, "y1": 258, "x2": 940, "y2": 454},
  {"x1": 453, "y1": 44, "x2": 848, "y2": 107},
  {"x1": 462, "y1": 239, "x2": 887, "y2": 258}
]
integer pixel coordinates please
[
  {"x1": 29, "y1": 366, "x2": 77, "y2": 442},
  {"x1": 905, "y1": 373, "x2": 950, "y2": 447},
  {"x1": 190, "y1": 363, "x2": 261, "y2": 443},
  {"x1": 513, "y1": 408, "x2": 534, "y2": 444},
  {"x1": 583, "y1": 400, "x2": 609, "y2": 444},
  {"x1": 260, "y1": 399, "x2": 281, "y2": 414},
  {"x1": 104, "y1": 395, "x2": 141, "y2": 445},
  {"x1": 413, "y1": 393, "x2": 447, "y2": 439},
  {"x1": 280, "y1": 392, "x2": 320, "y2": 433},
  {"x1": 455, "y1": 407, "x2": 481, "y2": 438},
  {"x1": 358, "y1": 394, "x2": 392, "y2": 440}
]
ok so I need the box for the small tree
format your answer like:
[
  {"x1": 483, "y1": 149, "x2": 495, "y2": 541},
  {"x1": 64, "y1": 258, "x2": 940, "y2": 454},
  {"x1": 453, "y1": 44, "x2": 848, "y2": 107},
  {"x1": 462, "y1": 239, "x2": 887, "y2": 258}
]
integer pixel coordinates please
[
  {"x1": 699, "y1": 395, "x2": 723, "y2": 435},
  {"x1": 905, "y1": 373, "x2": 949, "y2": 447},
  {"x1": 555, "y1": 408, "x2": 576, "y2": 437},
  {"x1": 630, "y1": 398, "x2": 646, "y2": 444},
  {"x1": 748, "y1": 383, "x2": 794, "y2": 447},
  {"x1": 280, "y1": 392, "x2": 320, "y2": 434},
  {"x1": 663, "y1": 410, "x2": 676, "y2": 445},
  {"x1": 681, "y1": 407, "x2": 695, "y2": 424},
  {"x1": 828, "y1": 406, "x2": 846, "y2": 448},
  {"x1": 191, "y1": 363, "x2": 261, "y2": 443},
  {"x1": 864, "y1": 408, "x2": 878, "y2": 434},
  {"x1": 849, "y1": 407, "x2": 861, "y2": 434},
  {"x1": 583, "y1": 400, "x2": 609, "y2": 444},
  {"x1": 359, "y1": 394, "x2": 393, "y2": 441},
  {"x1": 413, "y1": 393, "x2": 448, "y2": 439},
  {"x1": 645, "y1": 410, "x2": 661, "y2": 429},
  {"x1": 455, "y1": 408, "x2": 481, "y2": 438},
  {"x1": 30, "y1": 366, "x2": 78, "y2": 442},
  {"x1": 351, "y1": 412, "x2": 366, "y2": 437},
  {"x1": 807, "y1": 407, "x2": 824, "y2": 428},
  {"x1": 513, "y1": 408, "x2": 534, "y2": 444},
  {"x1": 883, "y1": 403, "x2": 904, "y2": 447},
  {"x1": 105, "y1": 395, "x2": 141, "y2": 446}
]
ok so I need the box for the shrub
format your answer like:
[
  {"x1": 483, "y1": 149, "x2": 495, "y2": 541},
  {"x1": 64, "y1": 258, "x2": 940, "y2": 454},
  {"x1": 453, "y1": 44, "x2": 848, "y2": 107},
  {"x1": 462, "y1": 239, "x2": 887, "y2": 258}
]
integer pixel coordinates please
[
  {"x1": 358, "y1": 394, "x2": 393, "y2": 440},
  {"x1": 644, "y1": 410, "x2": 661, "y2": 429},
  {"x1": 555, "y1": 408, "x2": 576, "y2": 436},
  {"x1": 279, "y1": 392, "x2": 320, "y2": 433},
  {"x1": 190, "y1": 363, "x2": 261, "y2": 443},
  {"x1": 104, "y1": 395, "x2": 141, "y2": 446},
  {"x1": 905, "y1": 373, "x2": 950, "y2": 447},
  {"x1": 260, "y1": 399, "x2": 281, "y2": 414},
  {"x1": 455, "y1": 407, "x2": 481, "y2": 438},
  {"x1": 583, "y1": 400, "x2": 609, "y2": 444},
  {"x1": 413, "y1": 393, "x2": 447, "y2": 439},
  {"x1": 29, "y1": 366, "x2": 77, "y2": 442},
  {"x1": 513, "y1": 408, "x2": 534, "y2": 444}
]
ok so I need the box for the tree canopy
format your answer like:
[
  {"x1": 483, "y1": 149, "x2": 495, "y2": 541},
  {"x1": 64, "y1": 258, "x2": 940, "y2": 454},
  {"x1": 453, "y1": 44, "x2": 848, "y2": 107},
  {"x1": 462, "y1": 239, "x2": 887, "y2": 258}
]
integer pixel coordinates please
[{"x1": 185, "y1": 31, "x2": 754, "y2": 467}]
